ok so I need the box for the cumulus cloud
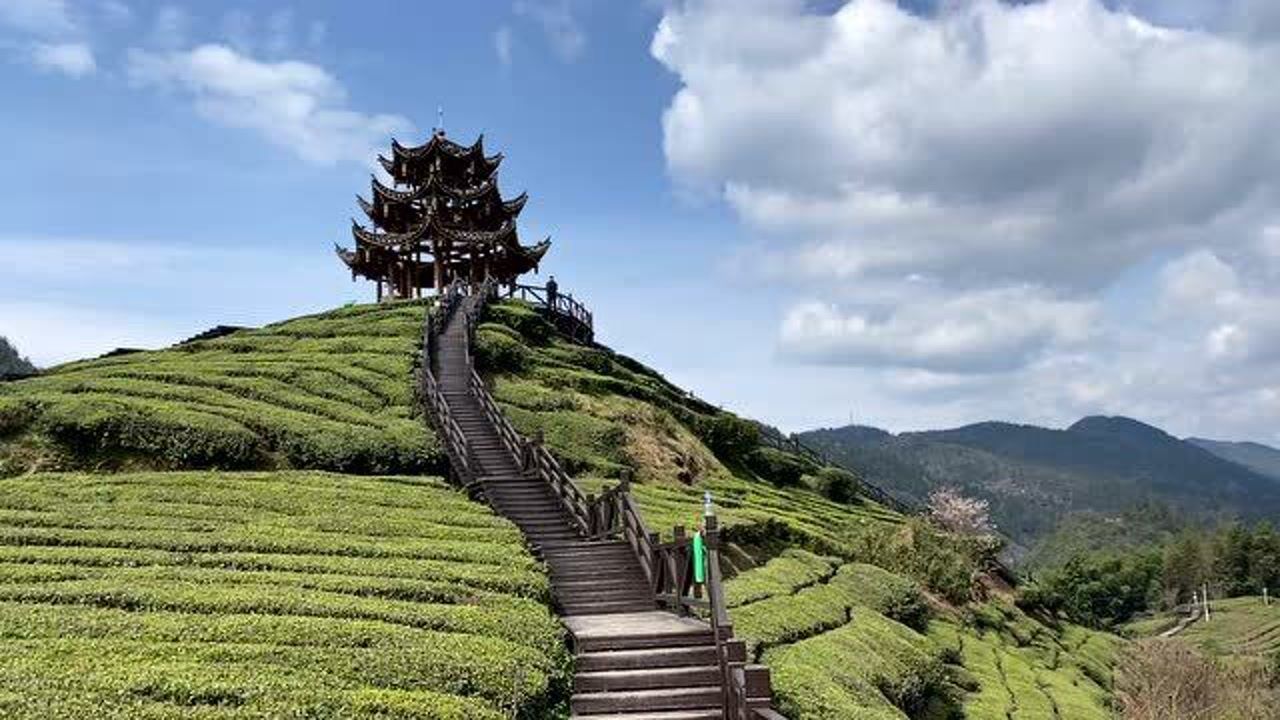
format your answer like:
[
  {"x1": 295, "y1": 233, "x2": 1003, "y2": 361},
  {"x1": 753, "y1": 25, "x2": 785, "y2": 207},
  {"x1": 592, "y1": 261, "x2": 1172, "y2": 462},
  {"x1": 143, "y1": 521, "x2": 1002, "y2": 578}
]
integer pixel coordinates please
[
  {"x1": 1159, "y1": 247, "x2": 1280, "y2": 367},
  {"x1": 126, "y1": 44, "x2": 410, "y2": 166},
  {"x1": 654, "y1": 0, "x2": 1280, "y2": 440},
  {"x1": 656, "y1": 0, "x2": 1280, "y2": 293},
  {"x1": 29, "y1": 41, "x2": 94, "y2": 76},
  {"x1": 781, "y1": 287, "x2": 1096, "y2": 372}
]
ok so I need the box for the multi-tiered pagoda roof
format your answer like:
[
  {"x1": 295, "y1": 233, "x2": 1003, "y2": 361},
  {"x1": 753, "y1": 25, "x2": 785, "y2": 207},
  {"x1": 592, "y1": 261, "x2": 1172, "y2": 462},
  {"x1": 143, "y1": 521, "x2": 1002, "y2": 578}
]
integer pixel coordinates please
[{"x1": 337, "y1": 131, "x2": 550, "y2": 301}]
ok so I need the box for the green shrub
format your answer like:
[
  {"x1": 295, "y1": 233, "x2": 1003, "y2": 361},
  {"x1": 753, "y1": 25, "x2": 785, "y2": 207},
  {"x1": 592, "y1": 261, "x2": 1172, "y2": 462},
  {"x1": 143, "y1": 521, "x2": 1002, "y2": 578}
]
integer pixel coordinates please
[
  {"x1": 473, "y1": 325, "x2": 530, "y2": 373},
  {"x1": 764, "y1": 610, "x2": 952, "y2": 719},
  {"x1": 747, "y1": 446, "x2": 819, "y2": 487},
  {"x1": 833, "y1": 564, "x2": 930, "y2": 631},
  {"x1": 696, "y1": 413, "x2": 760, "y2": 464},
  {"x1": 0, "y1": 471, "x2": 567, "y2": 718},
  {"x1": 726, "y1": 549, "x2": 837, "y2": 607},
  {"x1": 0, "y1": 302, "x2": 440, "y2": 475},
  {"x1": 485, "y1": 302, "x2": 554, "y2": 345},
  {"x1": 811, "y1": 466, "x2": 862, "y2": 505},
  {"x1": 733, "y1": 563, "x2": 930, "y2": 654},
  {"x1": 0, "y1": 397, "x2": 35, "y2": 436}
]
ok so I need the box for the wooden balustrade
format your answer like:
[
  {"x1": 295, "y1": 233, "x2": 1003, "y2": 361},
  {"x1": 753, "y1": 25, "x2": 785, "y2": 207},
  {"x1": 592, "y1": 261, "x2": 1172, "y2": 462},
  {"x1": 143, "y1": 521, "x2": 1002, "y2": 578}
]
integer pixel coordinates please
[
  {"x1": 499, "y1": 282, "x2": 594, "y2": 343},
  {"x1": 420, "y1": 279, "x2": 784, "y2": 719}
]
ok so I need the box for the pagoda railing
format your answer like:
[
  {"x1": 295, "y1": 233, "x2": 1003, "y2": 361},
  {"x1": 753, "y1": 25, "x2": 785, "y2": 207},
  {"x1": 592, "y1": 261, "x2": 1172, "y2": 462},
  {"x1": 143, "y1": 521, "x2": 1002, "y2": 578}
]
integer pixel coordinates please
[
  {"x1": 500, "y1": 282, "x2": 594, "y2": 343},
  {"x1": 422, "y1": 279, "x2": 785, "y2": 719}
]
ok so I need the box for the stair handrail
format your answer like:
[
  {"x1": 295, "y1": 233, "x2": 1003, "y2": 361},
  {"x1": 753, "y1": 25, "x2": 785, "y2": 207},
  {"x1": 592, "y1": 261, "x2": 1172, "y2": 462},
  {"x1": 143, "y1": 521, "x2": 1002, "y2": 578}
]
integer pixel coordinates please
[
  {"x1": 500, "y1": 282, "x2": 594, "y2": 342},
  {"x1": 441, "y1": 281, "x2": 785, "y2": 719},
  {"x1": 419, "y1": 283, "x2": 474, "y2": 484},
  {"x1": 649, "y1": 515, "x2": 785, "y2": 719}
]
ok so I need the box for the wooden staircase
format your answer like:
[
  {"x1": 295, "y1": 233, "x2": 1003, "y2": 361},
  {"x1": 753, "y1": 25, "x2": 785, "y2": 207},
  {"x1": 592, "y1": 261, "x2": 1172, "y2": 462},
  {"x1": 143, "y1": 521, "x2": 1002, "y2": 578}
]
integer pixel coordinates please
[{"x1": 420, "y1": 283, "x2": 784, "y2": 720}]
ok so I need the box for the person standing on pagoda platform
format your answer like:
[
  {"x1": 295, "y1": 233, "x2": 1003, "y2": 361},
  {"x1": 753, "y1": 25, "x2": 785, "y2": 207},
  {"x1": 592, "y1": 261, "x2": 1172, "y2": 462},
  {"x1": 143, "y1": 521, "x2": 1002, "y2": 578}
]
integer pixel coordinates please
[{"x1": 546, "y1": 276, "x2": 559, "y2": 312}]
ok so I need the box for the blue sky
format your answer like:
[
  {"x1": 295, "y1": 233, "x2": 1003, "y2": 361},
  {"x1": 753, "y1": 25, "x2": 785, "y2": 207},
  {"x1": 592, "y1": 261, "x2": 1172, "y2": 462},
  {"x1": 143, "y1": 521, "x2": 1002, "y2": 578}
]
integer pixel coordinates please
[{"x1": 3, "y1": 0, "x2": 1280, "y2": 443}]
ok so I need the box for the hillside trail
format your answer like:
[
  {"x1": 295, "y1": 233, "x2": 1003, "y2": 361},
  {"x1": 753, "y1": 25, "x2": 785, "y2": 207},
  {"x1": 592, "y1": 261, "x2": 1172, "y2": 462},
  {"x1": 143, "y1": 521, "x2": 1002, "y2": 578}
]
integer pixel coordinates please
[
  {"x1": 431, "y1": 292, "x2": 782, "y2": 719},
  {"x1": 1159, "y1": 607, "x2": 1201, "y2": 638}
]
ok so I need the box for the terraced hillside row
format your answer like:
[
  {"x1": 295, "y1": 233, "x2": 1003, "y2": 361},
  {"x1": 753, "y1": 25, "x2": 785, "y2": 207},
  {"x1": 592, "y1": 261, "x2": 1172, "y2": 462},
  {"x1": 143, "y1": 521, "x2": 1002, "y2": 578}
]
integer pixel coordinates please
[
  {"x1": 0, "y1": 301, "x2": 441, "y2": 476},
  {"x1": 1128, "y1": 596, "x2": 1280, "y2": 661},
  {"x1": 476, "y1": 302, "x2": 905, "y2": 557},
  {"x1": 722, "y1": 551, "x2": 1121, "y2": 719},
  {"x1": 0, "y1": 471, "x2": 567, "y2": 719}
]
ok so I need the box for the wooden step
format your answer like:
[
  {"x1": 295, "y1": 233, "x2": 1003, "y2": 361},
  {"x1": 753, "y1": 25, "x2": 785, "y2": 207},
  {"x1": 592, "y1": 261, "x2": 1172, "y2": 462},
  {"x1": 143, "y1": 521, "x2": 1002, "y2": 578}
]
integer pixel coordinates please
[
  {"x1": 547, "y1": 556, "x2": 642, "y2": 570},
  {"x1": 541, "y1": 541, "x2": 629, "y2": 555},
  {"x1": 560, "y1": 599, "x2": 659, "y2": 616},
  {"x1": 575, "y1": 632, "x2": 714, "y2": 654},
  {"x1": 543, "y1": 547, "x2": 637, "y2": 561},
  {"x1": 571, "y1": 710, "x2": 722, "y2": 720},
  {"x1": 577, "y1": 646, "x2": 719, "y2": 672},
  {"x1": 552, "y1": 571, "x2": 645, "y2": 589},
  {"x1": 575, "y1": 665, "x2": 721, "y2": 693},
  {"x1": 571, "y1": 687, "x2": 722, "y2": 715}
]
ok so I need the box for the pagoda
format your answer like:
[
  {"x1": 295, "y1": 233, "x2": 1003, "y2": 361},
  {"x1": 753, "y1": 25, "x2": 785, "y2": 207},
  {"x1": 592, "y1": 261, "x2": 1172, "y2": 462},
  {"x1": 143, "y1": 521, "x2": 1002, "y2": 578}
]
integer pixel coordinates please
[{"x1": 336, "y1": 130, "x2": 550, "y2": 300}]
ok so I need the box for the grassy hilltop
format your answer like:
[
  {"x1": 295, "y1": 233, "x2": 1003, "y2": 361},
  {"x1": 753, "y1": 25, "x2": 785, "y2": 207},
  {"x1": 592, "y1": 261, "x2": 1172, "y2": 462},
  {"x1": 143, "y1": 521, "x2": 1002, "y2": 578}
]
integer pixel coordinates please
[
  {"x1": 0, "y1": 301, "x2": 441, "y2": 476},
  {"x1": 0, "y1": 298, "x2": 1125, "y2": 719}
]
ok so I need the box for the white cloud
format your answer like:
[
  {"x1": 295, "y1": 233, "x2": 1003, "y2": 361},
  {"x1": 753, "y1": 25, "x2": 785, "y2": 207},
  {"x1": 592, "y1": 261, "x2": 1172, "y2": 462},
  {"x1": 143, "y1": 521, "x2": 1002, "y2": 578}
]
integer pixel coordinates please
[
  {"x1": 29, "y1": 41, "x2": 94, "y2": 76},
  {"x1": 515, "y1": 0, "x2": 586, "y2": 61},
  {"x1": 0, "y1": 0, "x2": 75, "y2": 36},
  {"x1": 654, "y1": 0, "x2": 1280, "y2": 440},
  {"x1": 126, "y1": 44, "x2": 411, "y2": 166},
  {"x1": 495, "y1": 25, "x2": 513, "y2": 67},
  {"x1": 656, "y1": 0, "x2": 1280, "y2": 294},
  {"x1": 781, "y1": 287, "x2": 1097, "y2": 372}
]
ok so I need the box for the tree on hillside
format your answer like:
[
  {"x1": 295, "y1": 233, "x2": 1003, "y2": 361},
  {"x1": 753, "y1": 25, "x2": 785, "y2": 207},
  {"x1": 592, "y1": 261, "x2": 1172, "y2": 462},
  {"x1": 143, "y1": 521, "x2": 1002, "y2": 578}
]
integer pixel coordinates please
[
  {"x1": 927, "y1": 486, "x2": 996, "y2": 538},
  {"x1": 1163, "y1": 530, "x2": 1209, "y2": 607},
  {"x1": 1217, "y1": 524, "x2": 1258, "y2": 597},
  {"x1": 0, "y1": 336, "x2": 35, "y2": 378}
]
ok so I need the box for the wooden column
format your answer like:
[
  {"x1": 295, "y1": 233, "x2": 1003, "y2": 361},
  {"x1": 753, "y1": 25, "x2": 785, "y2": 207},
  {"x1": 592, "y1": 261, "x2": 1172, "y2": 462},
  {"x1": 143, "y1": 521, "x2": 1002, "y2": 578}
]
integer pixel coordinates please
[{"x1": 433, "y1": 238, "x2": 444, "y2": 291}]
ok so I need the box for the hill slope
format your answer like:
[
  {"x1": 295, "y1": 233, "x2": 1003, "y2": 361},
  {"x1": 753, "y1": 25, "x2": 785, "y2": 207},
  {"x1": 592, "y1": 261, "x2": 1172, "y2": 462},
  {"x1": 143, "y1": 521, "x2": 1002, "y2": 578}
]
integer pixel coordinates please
[
  {"x1": 3, "y1": 298, "x2": 1130, "y2": 719},
  {"x1": 0, "y1": 301, "x2": 441, "y2": 476},
  {"x1": 474, "y1": 300, "x2": 1122, "y2": 719},
  {"x1": 0, "y1": 337, "x2": 35, "y2": 378},
  {"x1": 1127, "y1": 596, "x2": 1280, "y2": 662},
  {"x1": 1188, "y1": 437, "x2": 1280, "y2": 481},
  {"x1": 802, "y1": 418, "x2": 1280, "y2": 546},
  {"x1": 0, "y1": 471, "x2": 566, "y2": 719}
]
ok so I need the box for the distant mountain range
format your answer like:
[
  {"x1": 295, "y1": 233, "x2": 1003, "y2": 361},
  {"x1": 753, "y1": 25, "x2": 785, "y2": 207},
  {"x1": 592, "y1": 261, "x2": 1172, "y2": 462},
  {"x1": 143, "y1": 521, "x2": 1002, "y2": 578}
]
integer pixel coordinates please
[{"x1": 799, "y1": 417, "x2": 1280, "y2": 549}]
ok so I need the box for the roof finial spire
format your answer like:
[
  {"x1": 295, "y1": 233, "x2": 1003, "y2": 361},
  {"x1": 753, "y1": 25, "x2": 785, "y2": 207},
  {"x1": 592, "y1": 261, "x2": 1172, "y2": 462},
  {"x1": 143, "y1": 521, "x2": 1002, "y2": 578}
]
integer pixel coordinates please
[{"x1": 436, "y1": 105, "x2": 446, "y2": 137}]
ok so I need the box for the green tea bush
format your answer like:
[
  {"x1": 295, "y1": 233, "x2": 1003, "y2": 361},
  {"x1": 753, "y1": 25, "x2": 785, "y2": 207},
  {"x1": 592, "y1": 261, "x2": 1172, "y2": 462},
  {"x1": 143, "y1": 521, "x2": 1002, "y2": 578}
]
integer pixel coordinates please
[
  {"x1": 474, "y1": 324, "x2": 530, "y2": 373},
  {"x1": 764, "y1": 610, "x2": 951, "y2": 719},
  {"x1": 484, "y1": 302, "x2": 554, "y2": 345},
  {"x1": 810, "y1": 466, "x2": 862, "y2": 505},
  {"x1": 725, "y1": 549, "x2": 837, "y2": 607},
  {"x1": 732, "y1": 563, "x2": 930, "y2": 654},
  {"x1": 696, "y1": 412, "x2": 760, "y2": 464},
  {"x1": 0, "y1": 301, "x2": 442, "y2": 475},
  {"x1": 0, "y1": 471, "x2": 567, "y2": 718},
  {"x1": 747, "y1": 446, "x2": 820, "y2": 487}
]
